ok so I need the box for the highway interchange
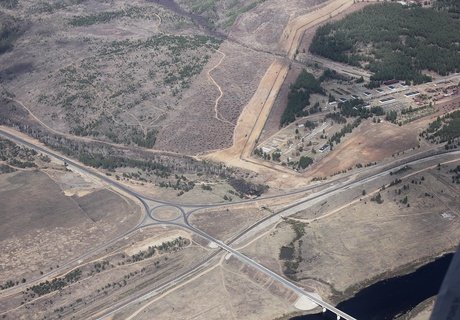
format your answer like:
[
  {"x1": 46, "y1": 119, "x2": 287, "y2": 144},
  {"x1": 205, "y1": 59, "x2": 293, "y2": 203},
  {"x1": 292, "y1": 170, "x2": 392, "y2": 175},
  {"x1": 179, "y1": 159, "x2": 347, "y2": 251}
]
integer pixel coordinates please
[{"x1": 1, "y1": 128, "x2": 459, "y2": 320}]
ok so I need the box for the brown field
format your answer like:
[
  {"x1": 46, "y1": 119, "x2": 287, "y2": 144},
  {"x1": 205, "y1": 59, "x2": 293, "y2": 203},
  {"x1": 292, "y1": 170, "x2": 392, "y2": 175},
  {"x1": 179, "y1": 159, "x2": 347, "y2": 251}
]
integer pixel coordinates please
[
  {"x1": 154, "y1": 40, "x2": 272, "y2": 154},
  {"x1": 0, "y1": 0, "x2": 221, "y2": 150},
  {"x1": 0, "y1": 224, "x2": 211, "y2": 320},
  {"x1": 1, "y1": 0, "x2": 459, "y2": 319},
  {"x1": 0, "y1": 0, "x2": 348, "y2": 156},
  {"x1": 114, "y1": 258, "x2": 299, "y2": 320},
  {"x1": 310, "y1": 119, "x2": 420, "y2": 177},
  {"x1": 241, "y1": 161, "x2": 460, "y2": 306},
  {"x1": 0, "y1": 169, "x2": 140, "y2": 284},
  {"x1": 230, "y1": 0, "x2": 328, "y2": 54},
  {"x1": 189, "y1": 206, "x2": 270, "y2": 241}
]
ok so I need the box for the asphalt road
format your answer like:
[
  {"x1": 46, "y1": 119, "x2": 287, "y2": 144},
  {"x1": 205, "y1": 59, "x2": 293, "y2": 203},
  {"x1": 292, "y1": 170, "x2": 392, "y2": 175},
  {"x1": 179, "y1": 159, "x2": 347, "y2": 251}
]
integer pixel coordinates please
[
  {"x1": 186, "y1": 224, "x2": 357, "y2": 320},
  {"x1": 1, "y1": 128, "x2": 459, "y2": 319}
]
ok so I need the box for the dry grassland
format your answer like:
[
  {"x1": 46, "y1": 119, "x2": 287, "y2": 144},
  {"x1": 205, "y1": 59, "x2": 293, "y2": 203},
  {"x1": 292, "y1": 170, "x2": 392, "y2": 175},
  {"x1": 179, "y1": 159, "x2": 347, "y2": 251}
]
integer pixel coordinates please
[
  {"x1": 309, "y1": 119, "x2": 420, "y2": 177},
  {"x1": 0, "y1": 170, "x2": 140, "y2": 284},
  {"x1": 241, "y1": 163, "x2": 460, "y2": 302},
  {"x1": 117, "y1": 260, "x2": 298, "y2": 320},
  {"x1": 189, "y1": 206, "x2": 270, "y2": 241},
  {"x1": 0, "y1": 225, "x2": 210, "y2": 320}
]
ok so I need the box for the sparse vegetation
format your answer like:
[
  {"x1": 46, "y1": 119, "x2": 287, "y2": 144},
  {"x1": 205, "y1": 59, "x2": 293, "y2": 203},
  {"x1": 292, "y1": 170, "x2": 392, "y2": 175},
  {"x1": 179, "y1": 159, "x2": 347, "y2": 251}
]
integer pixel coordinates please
[
  {"x1": 0, "y1": 280, "x2": 16, "y2": 290},
  {"x1": 0, "y1": 138, "x2": 40, "y2": 168},
  {"x1": 69, "y1": 7, "x2": 158, "y2": 27},
  {"x1": 41, "y1": 34, "x2": 221, "y2": 147},
  {"x1": 370, "y1": 192, "x2": 384, "y2": 204},
  {"x1": 449, "y1": 165, "x2": 460, "y2": 184},
  {"x1": 176, "y1": 0, "x2": 263, "y2": 30},
  {"x1": 0, "y1": 0, "x2": 18, "y2": 9},
  {"x1": 0, "y1": 12, "x2": 24, "y2": 54},
  {"x1": 223, "y1": 1, "x2": 264, "y2": 28},
  {"x1": 158, "y1": 175, "x2": 195, "y2": 193},
  {"x1": 328, "y1": 118, "x2": 361, "y2": 145}
]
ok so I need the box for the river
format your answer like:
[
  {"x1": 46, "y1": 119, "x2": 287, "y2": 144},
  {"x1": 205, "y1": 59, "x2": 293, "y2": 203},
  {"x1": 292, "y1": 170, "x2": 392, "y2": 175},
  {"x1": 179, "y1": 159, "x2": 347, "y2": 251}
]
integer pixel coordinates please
[{"x1": 292, "y1": 253, "x2": 453, "y2": 320}]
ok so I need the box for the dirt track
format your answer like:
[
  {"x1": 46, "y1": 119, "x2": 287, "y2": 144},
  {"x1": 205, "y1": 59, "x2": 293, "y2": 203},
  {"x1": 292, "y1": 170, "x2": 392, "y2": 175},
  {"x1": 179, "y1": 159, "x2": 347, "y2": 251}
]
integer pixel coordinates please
[{"x1": 203, "y1": 0, "x2": 355, "y2": 188}]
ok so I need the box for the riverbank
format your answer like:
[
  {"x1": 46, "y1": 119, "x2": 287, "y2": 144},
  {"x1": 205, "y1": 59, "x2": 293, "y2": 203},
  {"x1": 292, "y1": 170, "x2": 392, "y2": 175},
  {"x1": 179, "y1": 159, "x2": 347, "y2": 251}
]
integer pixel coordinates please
[
  {"x1": 331, "y1": 248, "x2": 457, "y2": 305},
  {"x1": 395, "y1": 297, "x2": 435, "y2": 320},
  {"x1": 286, "y1": 253, "x2": 453, "y2": 320}
]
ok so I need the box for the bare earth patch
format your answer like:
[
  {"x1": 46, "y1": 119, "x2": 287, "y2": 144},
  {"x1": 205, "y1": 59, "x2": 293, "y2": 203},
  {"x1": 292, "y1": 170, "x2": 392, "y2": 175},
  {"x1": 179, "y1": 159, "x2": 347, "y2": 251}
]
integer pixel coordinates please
[{"x1": 310, "y1": 119, "x2": 419, "y2": 177}]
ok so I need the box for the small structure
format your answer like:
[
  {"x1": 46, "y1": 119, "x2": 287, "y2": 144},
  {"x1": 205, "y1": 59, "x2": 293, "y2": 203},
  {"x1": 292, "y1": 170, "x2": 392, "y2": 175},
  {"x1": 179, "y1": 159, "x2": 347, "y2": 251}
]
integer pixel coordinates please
[
  {"x1": 383, "y1": 79, "x2": 399, "y2": 86},
  {"x1": 261, "y1": 146, "x2": 274, "y2": 154},
  {"x1": 319, "y1": 144, "x2": 330, "y2": 153},
  {"x1": 379, "y1": 97, "x2": 396, "y2": 104},
  {"x1": 404, "y1": 91, "x2": 420, "y2": 97}
]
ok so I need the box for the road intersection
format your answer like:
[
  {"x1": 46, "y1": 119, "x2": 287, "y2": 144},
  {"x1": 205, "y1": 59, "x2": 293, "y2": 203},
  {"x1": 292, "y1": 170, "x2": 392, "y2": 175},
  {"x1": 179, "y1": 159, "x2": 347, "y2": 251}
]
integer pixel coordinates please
[{"x1": 1, "y1": 128, "x2": 459, "y2": 319}]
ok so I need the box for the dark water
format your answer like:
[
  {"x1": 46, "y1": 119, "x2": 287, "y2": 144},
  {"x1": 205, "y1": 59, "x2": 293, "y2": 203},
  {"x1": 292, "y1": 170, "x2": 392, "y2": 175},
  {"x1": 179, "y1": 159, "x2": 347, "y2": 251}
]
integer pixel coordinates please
[{"x1": 292, "y1": 253, "x2": 454, "y2": 320}]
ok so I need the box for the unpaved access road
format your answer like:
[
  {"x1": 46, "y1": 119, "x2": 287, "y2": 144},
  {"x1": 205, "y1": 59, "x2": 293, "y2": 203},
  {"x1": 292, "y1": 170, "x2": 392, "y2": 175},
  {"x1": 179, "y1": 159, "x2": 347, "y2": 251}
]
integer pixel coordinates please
[{"x1": 202, "y1": 0, "x2": 356, "y2": 188}]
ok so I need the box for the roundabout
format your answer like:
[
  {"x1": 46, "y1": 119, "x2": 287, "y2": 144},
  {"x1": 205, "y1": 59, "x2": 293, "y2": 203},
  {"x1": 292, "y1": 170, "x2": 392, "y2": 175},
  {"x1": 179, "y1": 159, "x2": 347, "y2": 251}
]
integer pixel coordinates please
[{"x1": 150, "y1": 205, "x2": 183, "y2": 222}]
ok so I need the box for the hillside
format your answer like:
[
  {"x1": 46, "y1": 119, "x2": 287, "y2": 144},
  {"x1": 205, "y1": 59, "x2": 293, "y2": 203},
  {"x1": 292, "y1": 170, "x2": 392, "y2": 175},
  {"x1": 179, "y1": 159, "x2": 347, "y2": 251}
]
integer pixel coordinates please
[{"x1": 309, "y1": 3, "x2": 460, "y2": 84}]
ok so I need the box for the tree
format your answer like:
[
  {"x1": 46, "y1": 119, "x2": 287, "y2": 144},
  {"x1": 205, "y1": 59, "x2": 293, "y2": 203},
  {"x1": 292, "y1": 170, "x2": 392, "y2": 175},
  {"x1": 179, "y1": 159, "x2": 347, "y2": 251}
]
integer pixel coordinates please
[
  {"x1": 281, "y1": 70, "x2": 325, "y2": 126},
  {"x1": 371, "y1": 193, "x2": 384, "y2": 204},
  {"x1": 272, "y1": 152, "x2": 281, "y2": 162},
  {"x1": 298, "y1": 156, "x2": 313, "y2": 169}
]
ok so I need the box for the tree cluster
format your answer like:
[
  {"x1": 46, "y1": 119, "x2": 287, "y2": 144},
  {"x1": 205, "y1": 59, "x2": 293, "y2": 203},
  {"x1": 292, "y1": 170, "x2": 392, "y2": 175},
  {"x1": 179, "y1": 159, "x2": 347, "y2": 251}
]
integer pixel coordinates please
[
  {"x1": 298, "y1": 156, "x2": 313, "y2": 169},
  {"x1": 228, "y1": 177, "x2": 268, "y2": 197},
  {"x1": 310, "y1": 3, "x2": 460, "y2": 83},
  {"x1": 422, "y1": 111, "x2": 460, "y2": 143},
  {"x1": 329, "y1": 118, "x2": 361, "y2": 145},
  {"x1": 338, "y1": 99, "x2": 384, "y2": 118},
  {"x1": 29, "y1": 269, "x2": 82, "y2": 297},
  {"x1": 130, "y1": 237, "x2": 189, "y2": 263},
  {"x1": 281, "y1": 70, "x2": 325, "y2": 126}
]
